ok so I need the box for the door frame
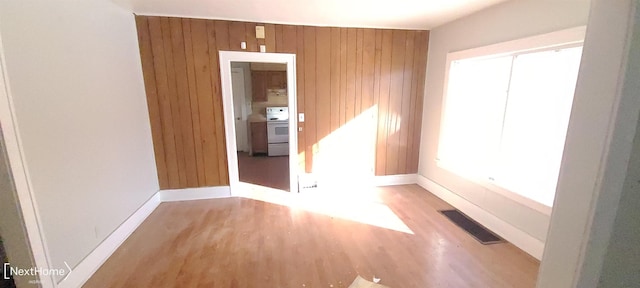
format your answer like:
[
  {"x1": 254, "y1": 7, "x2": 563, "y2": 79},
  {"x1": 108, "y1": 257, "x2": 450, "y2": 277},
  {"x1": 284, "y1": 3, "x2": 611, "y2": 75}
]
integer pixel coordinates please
[
  {"x1": 231, "y1": 67, "x2": 249, "y2": 152},
  {"x1": 219, "y1": 51, "x2": 298, "y2": 195}
]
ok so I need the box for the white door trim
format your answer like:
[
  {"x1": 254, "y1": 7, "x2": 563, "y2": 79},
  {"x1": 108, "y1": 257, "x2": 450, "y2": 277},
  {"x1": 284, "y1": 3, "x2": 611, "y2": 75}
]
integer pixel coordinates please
[
  {"x1": 231, "y1": 67, "x2": 248, "y2": 152},
  {"x1": 537, "y1": 1, "x2": 640, "y2": 287},
  {"x1": 0, "y1": 30, "x2": 55, "y2": 287},
  {"x1": 219, "y1": 51, "x2": 298, "y2": 196}
]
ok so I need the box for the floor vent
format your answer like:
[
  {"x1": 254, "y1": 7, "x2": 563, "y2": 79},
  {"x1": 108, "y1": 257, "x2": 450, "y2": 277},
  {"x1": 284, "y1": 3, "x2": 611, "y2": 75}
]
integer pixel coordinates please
[{"x1": 439, "y1": 209, "x2": 504, "y2": 245}]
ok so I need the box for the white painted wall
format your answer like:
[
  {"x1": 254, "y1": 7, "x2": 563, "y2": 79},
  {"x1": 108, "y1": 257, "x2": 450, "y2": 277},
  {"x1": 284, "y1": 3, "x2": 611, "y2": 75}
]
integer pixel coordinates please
[
  {"x1": 538, "y1": 0, "x2": 640, "y2": 286},
  {"x1": 597, "y1": 102, "x2": 640, "y2": 287},
  {"x1": 594, "y1": 9, "x2": 640, "y2": 286},
  {"x1": 0, "y1": 0, "x2": 159, "y2": 283},
  {"x1": 418, "y1": 0, "x2": 591, "y2": 247}
]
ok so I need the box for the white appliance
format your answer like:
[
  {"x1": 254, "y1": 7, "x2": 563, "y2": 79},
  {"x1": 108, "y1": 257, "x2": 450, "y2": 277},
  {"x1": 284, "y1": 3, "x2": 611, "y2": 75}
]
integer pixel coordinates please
[{"x1": 266, "y1": 107, "x2": 289, "y2": 156}]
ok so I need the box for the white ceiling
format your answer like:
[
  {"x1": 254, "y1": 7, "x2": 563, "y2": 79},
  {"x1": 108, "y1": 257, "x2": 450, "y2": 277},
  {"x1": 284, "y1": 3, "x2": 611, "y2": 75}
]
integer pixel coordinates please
[{"x1": 113, "y1": 0, "x2": 510, "y2": 30}]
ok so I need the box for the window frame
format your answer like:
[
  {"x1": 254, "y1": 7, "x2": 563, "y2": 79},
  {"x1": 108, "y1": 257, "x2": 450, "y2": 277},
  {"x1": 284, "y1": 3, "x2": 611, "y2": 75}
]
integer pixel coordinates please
[{"x1": 437, "y1": 26, "x2": 586, "y2": 215}]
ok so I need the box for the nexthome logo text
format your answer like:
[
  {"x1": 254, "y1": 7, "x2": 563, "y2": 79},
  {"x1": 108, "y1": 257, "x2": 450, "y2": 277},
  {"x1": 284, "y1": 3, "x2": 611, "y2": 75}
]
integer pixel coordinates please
[{"x1": 3, "y1": 262, "x2": 71, "y2": 281}]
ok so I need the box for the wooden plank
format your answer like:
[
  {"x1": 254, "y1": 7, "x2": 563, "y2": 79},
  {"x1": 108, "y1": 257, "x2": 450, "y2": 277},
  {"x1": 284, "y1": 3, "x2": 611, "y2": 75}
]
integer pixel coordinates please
[
  {"x1": 160, "y1": 17, "x2": 188, "y2": 187},
  {"x1": 190, "y1": 19, "x2": 221, "y2": 185},
  {"x1": 361, "y1": 29, "x2": 376, "y2": 112},
  {"x1": 296, "y1": 26, "x2": 306, "y2": 172},
  {"x1": 147, "y1": 17, "x2": 181, "y2": 188},
  {"x1": 214, "y1": 21, "x2": 230, "y2": 51},
  {"x1": 397, "y1": 31, "x2": 415, "y2": 174},
  {"x1": 274, "y1": 25, "x2": 284, "y2": 52},
  {"x1": 213, "y1": 21, "x2": 230, "y2": 183},
  {"x1": 329, "y1": 27, "x2": 341, "y2": 132},
  {"x1": 304, "y1": 26, "x2": 316, "y2": 173},
  {"x1": 86, "y1": 184, "x2": 541, "y2": 288},
  {"x1": 372, "y1": 29, "x2": 383, "y2": 176},
  {"x1": 385, "y1": 30, "x2": 407, "y2": 175},
  {"x1": 264, "y1": 24, "x2": 276, "y2": 52},
  {"x1": 245, "y1": 22, "x2": 258, "y2": 52},
  {"x1": 281, "y1": 25, "x2": 297, "y2": 54},
  {"x1": 228, "y1": 22, "x2": 246, "y2": 51},
  {"x1": 315, "y1": 27, "x2": 331, "y2": 144},
  {"x1": 339, "y1": 28, "x2": 348, "y2": 127},
  {"x1": 135, "y1": 16, "x2": 169, "y2": 189},
  {"x1": 409, "y1": 31, "x2": 430, "y2": 172},
  {"x1": 182, "y1": 19, "x2": 206, "y2": 186},
  {"x1": 207, "y1": 21, "x2": 229, "y2": 185},
  {"x1": 354, "y1": 29, "x2": 364, "y2": 115},
  {"x1": 375, "y1": 30, "x2": 393, "y2": 176},
  {"x1": 169, "y1": 17, "x2": 199, "y2": 187},
  {"x1": 345, "y1": 28, "x2": 357, "y2": 122},
  {"x1": 406, "y1": 31, "x2": 420, "y2": 175}
]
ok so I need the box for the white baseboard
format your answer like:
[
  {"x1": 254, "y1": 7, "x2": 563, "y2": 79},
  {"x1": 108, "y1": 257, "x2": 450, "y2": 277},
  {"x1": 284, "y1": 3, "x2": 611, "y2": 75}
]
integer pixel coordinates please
[
  {"x1": 160, "y1": 186, "x2": 231, "y2": 202},
  {"x1": 373, "y1": 174, "x2": 417, "y2": 186},
  {"x1": 416, "y1": 175, "x2": 544, "y2": 260},
  {"x1": 57, "y1": 186, "x2": 232, "y2": 287},
  {"x1": 56, "y1": 192, "x2": 161, "y2": 288}
]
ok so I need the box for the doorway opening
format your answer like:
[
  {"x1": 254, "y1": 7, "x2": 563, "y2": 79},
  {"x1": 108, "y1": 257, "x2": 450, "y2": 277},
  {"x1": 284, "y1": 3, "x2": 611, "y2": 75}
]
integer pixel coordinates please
[{"x1": 219, "y1": 52, "x2": 297, "y2": 196}]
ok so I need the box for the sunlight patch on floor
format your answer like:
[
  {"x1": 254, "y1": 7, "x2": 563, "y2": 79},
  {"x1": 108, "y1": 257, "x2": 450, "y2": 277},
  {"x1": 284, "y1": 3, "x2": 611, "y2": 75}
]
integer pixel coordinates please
[{"x1": 237, "y1": 182, "x2": 414, "y2": 234}]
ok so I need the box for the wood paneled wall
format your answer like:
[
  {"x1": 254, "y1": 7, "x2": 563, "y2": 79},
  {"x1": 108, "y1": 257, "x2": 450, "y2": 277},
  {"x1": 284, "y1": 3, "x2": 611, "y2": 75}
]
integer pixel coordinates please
[{"x1": 135, "y1": 15, "x2": 429, "y2": 189}]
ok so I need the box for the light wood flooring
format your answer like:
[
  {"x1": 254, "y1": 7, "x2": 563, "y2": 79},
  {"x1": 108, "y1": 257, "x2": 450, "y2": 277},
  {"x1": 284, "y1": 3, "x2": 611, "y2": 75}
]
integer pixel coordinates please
[
  {"x1": 84, "y1": 185, "x2": 539, "y2": 287},
  {"x1": 238, "y1": 152, "x2": 289, "y2": 191}
]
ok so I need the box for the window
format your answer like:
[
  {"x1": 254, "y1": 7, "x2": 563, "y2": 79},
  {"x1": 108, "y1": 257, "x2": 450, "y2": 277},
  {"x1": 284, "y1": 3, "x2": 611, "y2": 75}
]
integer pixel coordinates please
[{"x1": 437, "y1": 28, "x2": 585, "y2": 209}]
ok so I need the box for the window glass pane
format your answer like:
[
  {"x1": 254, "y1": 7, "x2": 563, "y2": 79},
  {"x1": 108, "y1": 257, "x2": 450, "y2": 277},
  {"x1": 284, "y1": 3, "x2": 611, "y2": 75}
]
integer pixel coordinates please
[
  {"x1": 494, "y1": 47, "x2": 583, "y2": 206},
  {"x1": 438, "y1": 56, "x2": 512, "y2": 178}
]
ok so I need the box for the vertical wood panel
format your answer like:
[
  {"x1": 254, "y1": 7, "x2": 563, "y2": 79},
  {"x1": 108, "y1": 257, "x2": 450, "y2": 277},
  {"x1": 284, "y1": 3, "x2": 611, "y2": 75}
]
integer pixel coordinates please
[
  {"x1": 147, "y1": 17, "x2": 181, "y2": 188},
  {"x1": 295, "y1": 26, "x2": 306, "y2": 172},
  {"x1": 181, "y1": 19, "x2": 206, "y2": 186},
  {"x1": 354, "y1": 29, "x2": 364, "y2": 115},
  {"x1": 135, "y1": 16, "x2": 169, "y2": 188},
  {"x1": 160, "y1": 18, "x2": 188, "y2": 187},
  {"x1": 406, "y1": 32, "x2": 420, "y2": 175},
  {"x1": 409, "y1": 31, "x2": 430, "y2": 172},
  {"x1": 316, "y1": 28, "x2": 331, "y2": 144},
  {"x1": 228, "y1": 22, "x2": 246, "y2": 51},
  {"x1": 345, "y1": 29, "x2": 357, "y2": 122},
  {"x1": 136, "y1": 17, "x2": 430, "y2": 189},
  {"x1": 281, "y1": 25, "x2": 297, "y2": 54},
  {"x1": 375, "y1": 30, "x2": 393, "y2": 175},
  {"x1": 207, "y1": 21, "x2": 229, "y2": 185},
  {"x1": 190, "y1": 19, "x2": 221, "y2": 185},
  {"x1": 264, "y1": 24, "x2": 276, "y2": 52},
  {"x1": 386, "y1": 30, "x2": 407, "y2": 175},
  {"x1": 214, "y1": 21, "x2": 230, "y2": 51},
  {"x1": 304, "y1": 26, "x2": 316, "y2": 173},
  {"x1": 329, "y1": 28, "x2": 341, "y2": 132},
  {"x1": 373, "y1": 30, "x2": 383, "y2": 113},
  {"x1": 244, "y1": 23, "x2": 258, "y2": 52},
  {"x1": 274, "y1": 25, "x2": 284, "y2": 52},
  {"x1": 361, "y1": 29, "x2": 376, "y2": 112},
  {"x1": 339, "y1": 28, "x2": 348, "y2": 127},
  {"x1": 397, "y1": 31, "x2": 415, "y2": 174},
  {"x1": 169, "y1": 18, "x2": 199, "y2": 187}
]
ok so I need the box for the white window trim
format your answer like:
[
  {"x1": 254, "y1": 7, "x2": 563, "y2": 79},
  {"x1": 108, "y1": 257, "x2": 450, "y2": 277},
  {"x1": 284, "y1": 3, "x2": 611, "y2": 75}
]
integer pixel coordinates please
[{"x1": 437, "y1": 26, "x2": 586, "y2": 216}]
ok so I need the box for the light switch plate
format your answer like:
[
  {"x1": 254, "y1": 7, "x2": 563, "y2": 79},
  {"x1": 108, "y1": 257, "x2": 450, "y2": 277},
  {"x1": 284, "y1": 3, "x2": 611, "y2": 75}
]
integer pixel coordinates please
[
  {"x1": 298, "y1": 113, "x2": 305, "y2": 122},
  {"x1": 256, "y1": 26, "x2": 265, "y2": 39}
]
